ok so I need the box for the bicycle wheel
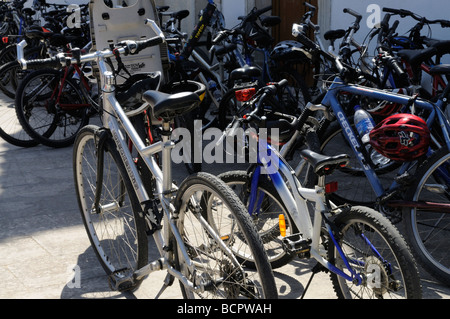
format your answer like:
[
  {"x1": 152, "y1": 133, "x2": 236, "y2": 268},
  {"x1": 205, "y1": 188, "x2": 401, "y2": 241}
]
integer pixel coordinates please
[
  {"x1": 328, "y1": 206, "x2": 422, "y2": 299},
  {"x1": 219, "y1": 170, "x2": 297, "y2": 269},
  {"x1": 0, "y1": 46, "x2": 42, "y2": 98},
  {"x1": 403, "y1": 147, "x2": 450, "y2": 286},
  {"x1": 174, "y1": 172, "x2": 278, "y2": 299},
  {"x1": 73, "y1": 125, "x2": 149, "y2": 291},
  {"x1": 15, "y1": 68, "x2": 90, "y2": 148},
  {"x1": 271, "y1": 66, "x2": 311, "y2": 115},
  {"x1": 0, "y1": 63, "x2": 38, "y2": 147}
]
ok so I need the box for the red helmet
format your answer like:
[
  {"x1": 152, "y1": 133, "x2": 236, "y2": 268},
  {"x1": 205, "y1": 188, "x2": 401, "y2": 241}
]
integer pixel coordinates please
[{"x1": 369, "y1": 114, "x2": 430, "y2": 161}]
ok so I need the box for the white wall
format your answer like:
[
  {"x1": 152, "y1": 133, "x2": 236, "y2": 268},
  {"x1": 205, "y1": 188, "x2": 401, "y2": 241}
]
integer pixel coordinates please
[{"x1": 222, "y1": 0, "x2": 246, "y2": 29}]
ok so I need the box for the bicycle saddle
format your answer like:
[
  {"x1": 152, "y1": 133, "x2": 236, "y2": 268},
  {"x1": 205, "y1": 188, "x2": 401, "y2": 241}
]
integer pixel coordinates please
[
  {"x1": 397, "y1": 47, "x2": 437, "y2": 67},
  {"x1": 423, "y1": 38, "x2": 450, "y2": 56},
  {"x1": 24, "y1": 27, "x2": 54, "y2": 40},
  {"x1": 299, "y1": 149, "x2": 350, "y2": 176},
  {"x1": 143, "y1": 90, "x2": 200, "y2": 121},
  {"x1": 229, "y1": 65, "x2": 261, "y2": 81},
  {"x1": 429, "y1": 64, "x2": 450, "y2": 75},
  {"x1": 324, "y1": 29, "x2": 346, "y2": 41}
]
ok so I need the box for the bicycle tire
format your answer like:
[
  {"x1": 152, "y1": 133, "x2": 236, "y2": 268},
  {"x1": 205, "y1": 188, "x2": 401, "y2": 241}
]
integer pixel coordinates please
[
  {"x1": 0, "y1": 46, "x2": 42, "y2": 98},
  {"x1": 15, "y1": 68, "x2": 90, "y2": 148},
  {"x1": 328, "y1": 206, "x2": 422, "y2": 299},
  {"x1": 403, "y1": 147, "x2": 450, "y2": 286},
  {"x1": 0, "y1": 62, "x2": 38, "y2": 147},
  {"x1": 271, "y1": 66, "x2": 311, "y2": 115},
  {"x1": 219, "y1": 170, "x2": 298, "y2": 269},
  {"x1": 73, "y1": 125, "x2": 149, "y2": 291},
  {"x1": 174, "y1": 172, "x2": 278, "y2": 299}
]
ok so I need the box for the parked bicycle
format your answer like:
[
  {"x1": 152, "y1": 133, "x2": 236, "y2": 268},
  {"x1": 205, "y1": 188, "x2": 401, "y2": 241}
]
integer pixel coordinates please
[
  {"x1": 217, "y1": 80, "x2": 422, "y2": 298},
  {"x1": 20, "y1": 19, "x2": 278, "y2": 298}
]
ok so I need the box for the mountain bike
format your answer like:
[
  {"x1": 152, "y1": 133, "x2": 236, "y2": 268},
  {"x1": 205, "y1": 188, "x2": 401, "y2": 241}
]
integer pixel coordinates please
[
  {"x1": 216, "y1": 80, "x2": 422, "y2": 299},
  {"x1": 22, "y1": 19, "x2": 277, "y2": 298}
]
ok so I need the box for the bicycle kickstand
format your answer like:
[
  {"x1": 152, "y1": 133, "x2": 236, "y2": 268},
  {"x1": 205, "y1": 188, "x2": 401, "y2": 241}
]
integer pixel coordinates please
[
  {"x1": 155, "y1": 272, "x2": 175, "y2": 299},
  {"x1": 301, "y1": 262, "x2": 328, "y2": 299}
]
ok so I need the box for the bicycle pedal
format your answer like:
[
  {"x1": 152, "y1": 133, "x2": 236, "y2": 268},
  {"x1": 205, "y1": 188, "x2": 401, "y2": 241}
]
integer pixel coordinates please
[
  {"x1": 282, "y1": 233, "x2": 312, "y2": 258},
  {"x1": 108, "y1": 269, "x2": 135, "y2": 292}
]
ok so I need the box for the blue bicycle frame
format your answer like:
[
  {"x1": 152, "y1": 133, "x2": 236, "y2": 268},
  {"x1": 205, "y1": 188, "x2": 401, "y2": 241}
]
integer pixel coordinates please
[{"x1": 322, "y1": 77, "x2": 450, "y2": 198}]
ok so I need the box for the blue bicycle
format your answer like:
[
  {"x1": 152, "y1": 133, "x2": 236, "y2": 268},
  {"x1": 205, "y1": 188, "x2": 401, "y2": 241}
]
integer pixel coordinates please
[
  {"x1": 216, "y1": 80, "x2": 422, "y2": 299},
  {"x1": 286, "y1": 46, "x2": 450, "y2": 286}
]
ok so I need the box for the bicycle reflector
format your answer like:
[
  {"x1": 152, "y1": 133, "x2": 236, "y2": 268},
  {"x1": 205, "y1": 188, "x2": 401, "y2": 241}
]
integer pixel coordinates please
[
  {"x1": 279, "y1": 214, "x2": 287, "y2": 237},
  {"x1": 325, "y1": 181, "x2": 338, "y2": 194},
  {"x1": 2, "y1": 37, "x2": 8, "y2": 44},
  {"x1": 235, "y1": 87, "x2": 256, "y2": 102}
]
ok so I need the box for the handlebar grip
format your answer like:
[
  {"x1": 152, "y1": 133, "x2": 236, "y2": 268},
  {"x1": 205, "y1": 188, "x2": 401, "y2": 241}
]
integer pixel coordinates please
[
  {"x1": 383, "y1": 7, "x2": 413, "y2": 17},
  {"x1": 304, "y1": 2, "x2": 316, "y2": 11},
  {"x1": 212, "y1": 30, "x2": 228, "y2": 44},
  {"x1": 380, "y1": 13, "x2": 391, "y2": 31},
  {"x1": 343, "y1": 8, "x2": 362, "y2": 23},
  {"x1": 386, "y1": 55, "x2": 408, "y2": 83},
  {"x1": 133, "y1": 36, "x2": 164, "y2": 54},
  {"x1": 441, "y1": 20, "x2": 450, "y2": 28},
  {"x1": 389, "y1": 20, "x2": 400, "y2": 34},
  {"x1": 382, "y1": 7, "x2": 400, "y2": 14},
  {"x1": 22, "y1": 56, "x2": 62, "y2": 70}
]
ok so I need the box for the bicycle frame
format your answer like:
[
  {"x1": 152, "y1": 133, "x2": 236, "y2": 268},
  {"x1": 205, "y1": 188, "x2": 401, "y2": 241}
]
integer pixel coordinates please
[
  {"x1": 51, "y1": 64, "x2": 92, "y2": 111},
  {"x1": 322, "y1": 77, "x2": 450, "y2": 199}
]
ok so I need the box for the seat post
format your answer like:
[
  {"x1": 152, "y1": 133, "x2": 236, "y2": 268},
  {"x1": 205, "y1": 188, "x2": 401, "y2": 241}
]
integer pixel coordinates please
[{"x1": 161, "y1": 121, "x2": 173, "y2": 195}]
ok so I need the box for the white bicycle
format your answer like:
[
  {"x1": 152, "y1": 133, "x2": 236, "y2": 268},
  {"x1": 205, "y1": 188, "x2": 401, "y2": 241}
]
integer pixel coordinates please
[{"x1": 19, "y1": 19, "x2": 277, "y2": 299}]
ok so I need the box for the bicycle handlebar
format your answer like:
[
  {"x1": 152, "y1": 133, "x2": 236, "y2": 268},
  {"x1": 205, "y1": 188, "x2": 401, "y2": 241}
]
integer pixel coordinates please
[
  {"x1": 19, "y1": 19, "x2": 165, "y2": 70},
  {"x1": 383, "y1": 6, "x2": 450, "y2": 27},
  {"x1": 343, "y1": 8, "x2": 362, "y2": 24}
]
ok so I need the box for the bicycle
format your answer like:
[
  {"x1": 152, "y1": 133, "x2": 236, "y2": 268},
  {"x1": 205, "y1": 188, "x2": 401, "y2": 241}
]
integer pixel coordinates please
[
  {"x1": 290, "y1": 41, "x2": 450, "y2": 285},
  {"x1": 14, "y1": 40, "x2": 98, "y2": 148},
  {"x1": 216, "y1": 80, "x2": 422, "y2": 298},
  {"x1": 23, "y1": 19, "x2": 277, "y2": 298}
]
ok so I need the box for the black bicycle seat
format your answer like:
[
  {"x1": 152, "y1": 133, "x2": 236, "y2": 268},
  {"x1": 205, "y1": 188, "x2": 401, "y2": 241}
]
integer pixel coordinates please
[
  {"x1": 397, "y1": 47, "x2": 437, "y2": 67},
  {"x1": 143, "y1": 90, "x2": 200, "y2": 121},
  {"x1": 430, "y1": 64, "x2": 450, "y2": 75},
  {"x1": 324, "y1": 29, "x2": 346, "y2": 41},
  {"x1": 299, "y1": 149, "x2": 350, "y2": 176},
  {"x1": 229, "y1": 65, "x2": 261, "y2": 81},
  {"x1": 423, "y1": 38, "x2": 450, "y2": 56}
]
